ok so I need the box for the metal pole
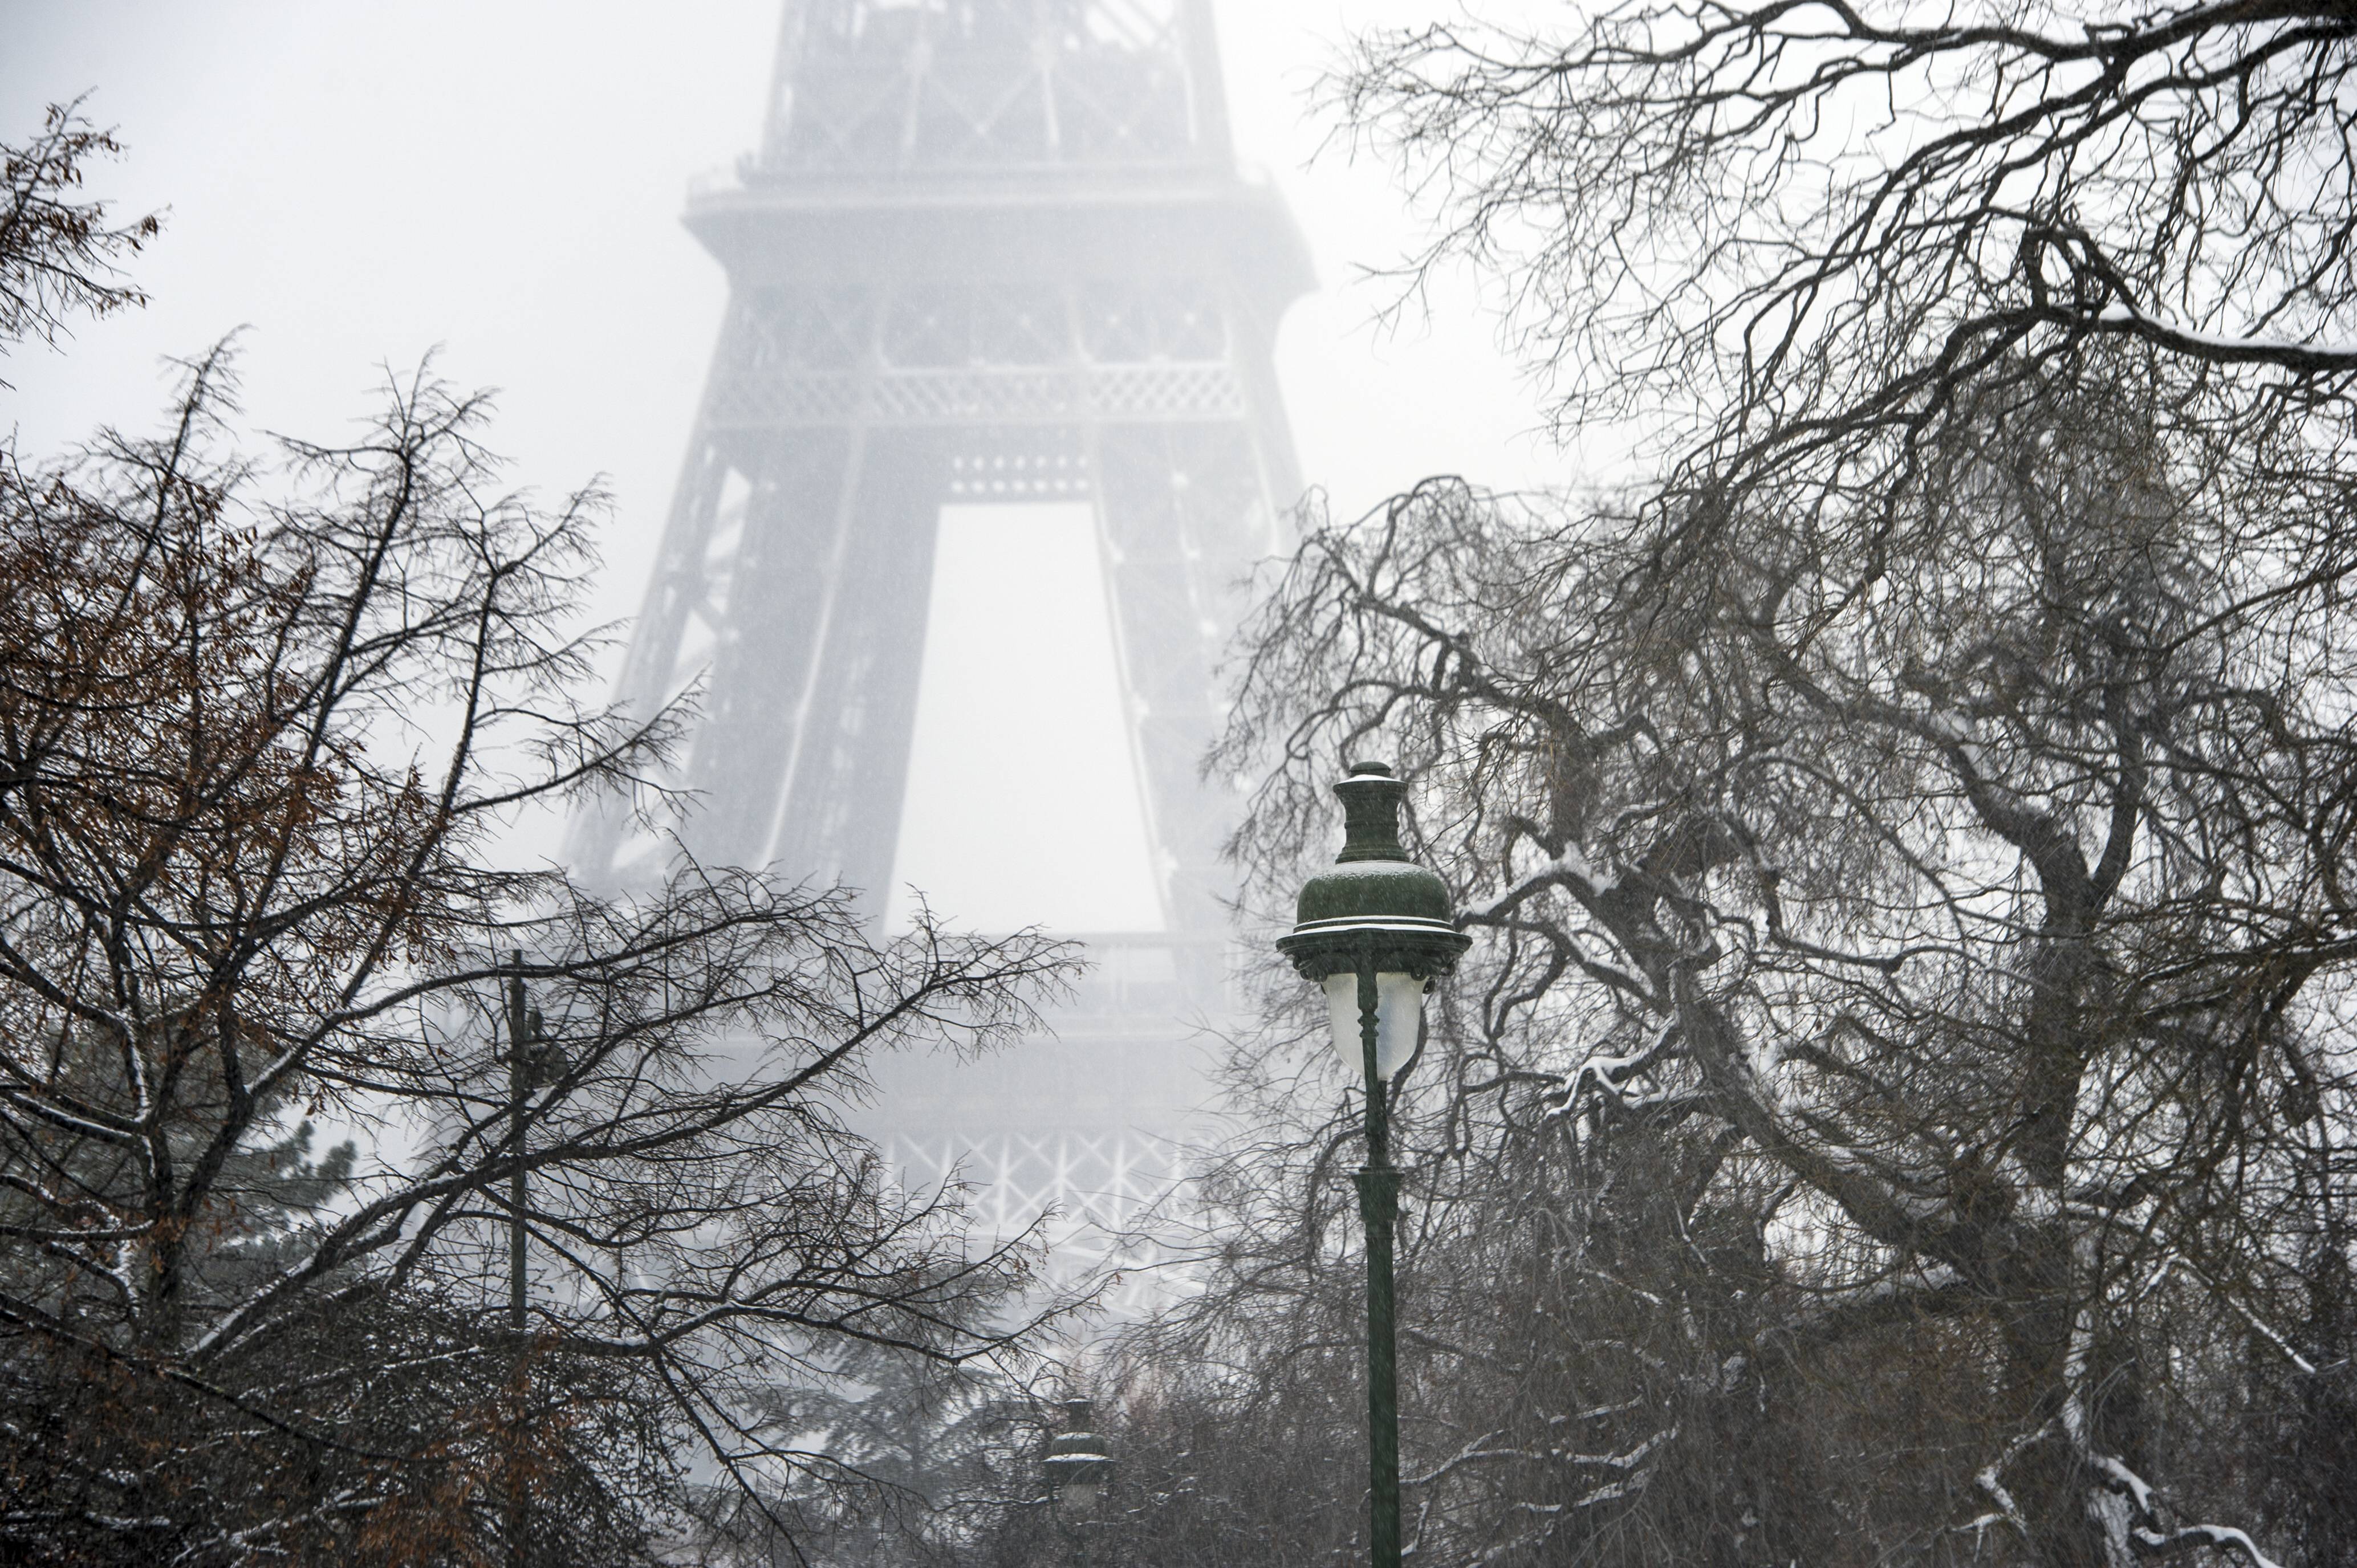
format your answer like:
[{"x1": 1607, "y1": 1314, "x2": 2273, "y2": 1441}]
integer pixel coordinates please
[
  {"x1": 503, "y1": 951, "x2": 529, "y2": 1568},
  {"x1": 1352, "y1": 956, "x2": 1403, "y2": 1568},
  {"x1": 505, "y1": 952, "x2": 529, "y2": 1333}
]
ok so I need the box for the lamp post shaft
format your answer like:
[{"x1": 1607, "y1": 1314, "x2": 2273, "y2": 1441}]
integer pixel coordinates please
[
  {"x1": 1355, "y1": 963, "x2": 1403, "y2": 1568},
  {"x1": 504, "y1": 954, "x2": 529, "y2": 1568},
  {"x1": 506, "y1": 954, "x2": 529, "y2": 1333}
]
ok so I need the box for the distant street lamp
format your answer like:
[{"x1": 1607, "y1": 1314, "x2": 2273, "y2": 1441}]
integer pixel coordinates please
[
  {"x1": 1275, "y1": 761, "x2": 1469, "y2": 1568},
  {"x1": 1043, "y1": 1398, "x2": 1115, "y2": 1568}
]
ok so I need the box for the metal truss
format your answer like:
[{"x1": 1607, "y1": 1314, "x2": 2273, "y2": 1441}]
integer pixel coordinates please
[
  {"x1": 883, "y1": 1127, "x2": 1204, "y2": 1311},
  {"x1": 704, "y1": 280, "x2": 1246, "y2": 427},
  {"x1": 889, "y1": 1128, "x2": 1182, "y2": 1239}
]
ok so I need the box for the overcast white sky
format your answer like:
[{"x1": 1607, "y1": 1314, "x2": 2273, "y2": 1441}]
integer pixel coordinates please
[{"x1": 0, "y1": 0, "x2": 1570, "y2": 932}]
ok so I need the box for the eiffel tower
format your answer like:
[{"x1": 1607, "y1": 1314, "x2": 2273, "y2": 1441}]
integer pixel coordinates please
[{"x1": 574, "y1": 0, "x2": 1309, "y2": 1269}]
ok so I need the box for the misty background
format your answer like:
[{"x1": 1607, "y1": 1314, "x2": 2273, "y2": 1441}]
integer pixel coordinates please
[{"x1": 0, "y1": 0, "x2": 1559, "y2": 932}]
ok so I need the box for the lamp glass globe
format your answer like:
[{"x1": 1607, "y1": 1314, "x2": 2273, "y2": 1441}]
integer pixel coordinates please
[{"x1": 1322, "y1": 971, "x2": 1423, "y2": 1080}]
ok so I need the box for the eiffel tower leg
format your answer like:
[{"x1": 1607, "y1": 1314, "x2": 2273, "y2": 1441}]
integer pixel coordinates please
[
  {"x1": 1092, "y1": 418, "x2": 1275, "y2": 1007},
  {"x1": 766, "y1": 429, "x2": 950, "y2": 903},
  {"x1": 684, "y1": 429, "x2": 862, "y2": 868}
]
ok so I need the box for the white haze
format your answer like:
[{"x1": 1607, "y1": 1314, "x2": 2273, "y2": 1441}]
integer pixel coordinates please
[{"x1": 0, "y1": 0, "x2": 1563, "y2": 934}]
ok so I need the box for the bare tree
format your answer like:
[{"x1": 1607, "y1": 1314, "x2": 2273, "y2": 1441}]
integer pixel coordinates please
[
  {"x1": 1336, "y1": 2, "x2": 2357, "y2": 516},
  {"x1": 0, "y1": 112, "x2": 1080, "y2": 1563},
  {"x1": 1213, "y1": 344, "x2": 2357, "y2": 1568}
]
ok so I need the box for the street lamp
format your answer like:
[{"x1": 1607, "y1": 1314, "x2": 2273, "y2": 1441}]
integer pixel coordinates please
[
  {"x1": 1275, "y1": 761, "x2": 1469, "y2": 1568},
  {"x1": 1042, "y1": 1398, "x2": 1115, "y2": 1567}
]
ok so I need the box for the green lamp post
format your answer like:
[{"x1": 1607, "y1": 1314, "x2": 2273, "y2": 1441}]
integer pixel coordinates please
[{"x1": 1277, "y1": 761, "x2": 1469, "y2": 1568}]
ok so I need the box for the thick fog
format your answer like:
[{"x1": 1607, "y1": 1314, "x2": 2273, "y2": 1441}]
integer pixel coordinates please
[
  {"x1": 12, "y1": 10, "x2": 2355, "y2": 1564},
  {"x1": 0, "y1": 0, "x2": 1561, "y2": 933}
]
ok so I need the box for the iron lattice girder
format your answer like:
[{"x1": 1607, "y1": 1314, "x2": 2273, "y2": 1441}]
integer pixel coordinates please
[
  {"x1": 708, "y1": 361, "x2": 1246, "y2": 427},
  {"x1": 733, "y1": 279, "x2": 1227, "y2": 370},
  {"x1": 706, "y1": 274, "x2": 1263, "y2": 427},
  {"x1": 881, "y1": 1126, "x2": 1201, "y2": 1314}
]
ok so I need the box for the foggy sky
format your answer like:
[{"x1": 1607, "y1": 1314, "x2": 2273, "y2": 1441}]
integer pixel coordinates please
[{"x1": 0, "y1": 0, "x2": 1566, "y2": 931}]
